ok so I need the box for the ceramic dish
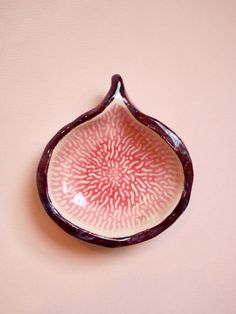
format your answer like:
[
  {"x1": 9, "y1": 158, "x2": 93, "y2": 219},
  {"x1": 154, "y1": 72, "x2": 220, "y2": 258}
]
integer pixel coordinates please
[{"x1": 37, "y1": 75, "x2": 193, "y2": 247}]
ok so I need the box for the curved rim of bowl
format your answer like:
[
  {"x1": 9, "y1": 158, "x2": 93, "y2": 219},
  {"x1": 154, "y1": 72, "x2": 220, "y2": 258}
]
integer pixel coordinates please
[{"x1": 37, "y1": 74, "x2": 194, "y2": 247}]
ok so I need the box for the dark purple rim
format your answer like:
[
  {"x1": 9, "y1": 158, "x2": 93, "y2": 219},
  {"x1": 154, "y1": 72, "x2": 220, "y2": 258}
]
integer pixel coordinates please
[{"x1": 37, "y1": 74, "x2": 194, "y2": 248}]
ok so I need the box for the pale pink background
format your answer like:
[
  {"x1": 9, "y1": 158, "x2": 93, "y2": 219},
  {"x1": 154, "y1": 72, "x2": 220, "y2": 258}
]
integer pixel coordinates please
[{"x1": 0, "y1": 1, "x2": 236, "y2": 313}]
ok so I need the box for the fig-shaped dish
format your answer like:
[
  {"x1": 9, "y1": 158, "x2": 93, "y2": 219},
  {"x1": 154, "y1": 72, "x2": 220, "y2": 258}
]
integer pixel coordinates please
[{"x1": 37, "y1": 75, "x2": 193, "y2": 247}]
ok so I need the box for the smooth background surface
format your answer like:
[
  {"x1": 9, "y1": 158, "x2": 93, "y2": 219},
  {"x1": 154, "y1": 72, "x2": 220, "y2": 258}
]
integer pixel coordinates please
[{"x1": 0, "y1": 1, "x2": 235, "y2": 313}]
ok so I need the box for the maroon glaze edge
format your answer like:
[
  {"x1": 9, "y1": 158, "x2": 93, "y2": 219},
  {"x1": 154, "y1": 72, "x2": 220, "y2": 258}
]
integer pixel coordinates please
[{"x1": 37, "y1": 74, "x2": 194, "y2": 248}]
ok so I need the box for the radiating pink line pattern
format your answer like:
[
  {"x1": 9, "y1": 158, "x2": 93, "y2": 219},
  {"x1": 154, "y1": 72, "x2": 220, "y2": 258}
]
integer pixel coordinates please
[{"x1": 48, "y1": 100, "x2": 184, "y2": 237}]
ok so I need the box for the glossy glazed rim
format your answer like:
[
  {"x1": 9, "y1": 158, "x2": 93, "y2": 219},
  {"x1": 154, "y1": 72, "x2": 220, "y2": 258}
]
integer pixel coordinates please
[{"x1": 37, "y1": 74, "x2": 194, "y2": 247}]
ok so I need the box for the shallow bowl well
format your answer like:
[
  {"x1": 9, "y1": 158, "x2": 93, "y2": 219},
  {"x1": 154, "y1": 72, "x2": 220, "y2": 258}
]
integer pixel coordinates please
[{"x1": 37, "y1": 75, "x2": 193, "y2": 247}]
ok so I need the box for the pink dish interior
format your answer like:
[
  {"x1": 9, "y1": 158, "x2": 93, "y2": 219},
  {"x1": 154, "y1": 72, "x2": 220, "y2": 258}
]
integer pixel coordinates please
[{"x1": 47, "y1": 98, "x2": 184, "y2": 238}]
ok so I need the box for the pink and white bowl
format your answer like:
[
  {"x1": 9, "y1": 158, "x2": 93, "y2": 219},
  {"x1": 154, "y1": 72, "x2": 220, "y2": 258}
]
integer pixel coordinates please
[{"x1": 37, "y1": 75, "x2": 193, "y2": 247}]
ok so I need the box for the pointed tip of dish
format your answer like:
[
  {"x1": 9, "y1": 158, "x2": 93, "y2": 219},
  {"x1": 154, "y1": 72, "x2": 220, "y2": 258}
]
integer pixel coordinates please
[
  {"x1": 111, "y1": 74, "x2": 125, "y2": 95},
  {"x1": 111, "y1": 73, "x2": 123, "y2": 83}
]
